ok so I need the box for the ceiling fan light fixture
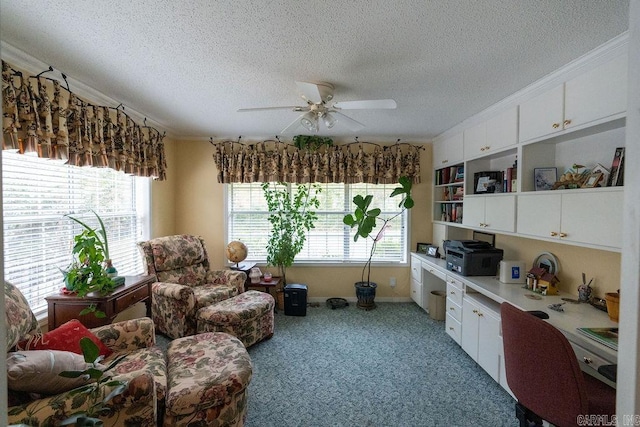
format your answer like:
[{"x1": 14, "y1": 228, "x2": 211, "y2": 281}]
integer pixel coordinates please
[
  {"x1": 322, "y1": 112, "x2": 337, "y2": 129},
  {"x1": 300, "y1": 112, "x2": 319, "y2": 132}
]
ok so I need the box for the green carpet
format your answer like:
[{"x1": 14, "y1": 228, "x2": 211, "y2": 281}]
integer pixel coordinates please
[{"x1": 243, "y1": 302, "x2": 517, "y2": 427}]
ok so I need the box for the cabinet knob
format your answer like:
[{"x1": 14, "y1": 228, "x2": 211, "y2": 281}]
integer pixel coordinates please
[
  {"x1": 449, "y1": 307, "x2": 455, "y2": 311},
  {"x1": 472, "y1": 309, "x2": 478, "y2": 314},
  {"x1": 583, "y1": 356, "x2": 592, "y2": 365},
  {"x1": 552, "y1": 122, "x2": 560, "y2": 129},
  {"x1": 450, "y1": 291, "x2": 455, "y2": 295},
  {"x1": 485, "y1": 145, "x2": 491, "y2": 150},
  {"x1": 442, "y1": 160, "x2": 448, "y2": 164},
  {"x1": 550, "y1": 231, "x2": 558, "y2": 237},
  {"x1": 480, "y1": 147, "x2": 485, "y2": 152},
  {"x1": 560, "y1": 232, "x2": 567, "y2": 238},
  {"x1": 478, "y1": 312, "x2": 484, "y2": 317},
  {"x1": 564, "y1": 119, "x2": 572, "y2": 126},
  {"x1": 449, "y1": 327, "x2": 454, "y2": 331}
]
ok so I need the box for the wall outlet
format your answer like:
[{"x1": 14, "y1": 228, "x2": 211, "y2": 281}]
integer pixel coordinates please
[{"x1": 390, "y1": 277, "x2": 396, "y2": 287}]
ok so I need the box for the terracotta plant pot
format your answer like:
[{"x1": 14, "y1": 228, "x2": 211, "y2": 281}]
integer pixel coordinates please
[{"x1": 604, "y1": 292, "x2": 620, "y2": 322}]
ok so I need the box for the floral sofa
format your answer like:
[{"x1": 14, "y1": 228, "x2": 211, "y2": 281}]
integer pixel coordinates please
[
  {"x1": 5, "y1": 280, "x2": 167, "y2": 427},
  {"x1": 138, "y1": 234, "x2": 247, "y2": 339}
]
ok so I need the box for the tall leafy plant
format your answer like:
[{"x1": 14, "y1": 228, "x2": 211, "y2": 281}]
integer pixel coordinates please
[
  {"x1": 343, "y1": 177, "x2": 414, "y2": 286},
  {"x1": 262, "y1": 182, "x2": 322, "y2": 285}
]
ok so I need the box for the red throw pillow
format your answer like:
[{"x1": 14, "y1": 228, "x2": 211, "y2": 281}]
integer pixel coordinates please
[{"x1": 16, "y1": 319, "x2": 112, "y2": 358}]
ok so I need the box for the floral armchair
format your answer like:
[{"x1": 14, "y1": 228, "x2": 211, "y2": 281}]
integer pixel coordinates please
[
  {"x1": 5, "y1": 280, "x2": 167, "y2": 427},
  {"x1": 138, "y1": 234, "x2": 247, "y2": 339}
]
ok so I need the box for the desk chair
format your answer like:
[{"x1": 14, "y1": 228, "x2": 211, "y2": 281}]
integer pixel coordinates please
[{"x1": 500, "y1": 302, "x2": 616, "y2": 427}]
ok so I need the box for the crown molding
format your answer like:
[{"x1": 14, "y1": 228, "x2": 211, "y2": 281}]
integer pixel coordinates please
[{"x1": 1, "y1": 40, "x2": 172, "y2": 135}]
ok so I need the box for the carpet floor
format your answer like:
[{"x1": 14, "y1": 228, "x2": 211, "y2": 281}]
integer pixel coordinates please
[{"x1": 242, "y1": 302, "x2": 517, "y2": 427}]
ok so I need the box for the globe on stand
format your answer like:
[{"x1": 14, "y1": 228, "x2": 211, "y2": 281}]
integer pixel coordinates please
[{"x1": 226, "y1": 241, "x2": 248, "y2": 268}]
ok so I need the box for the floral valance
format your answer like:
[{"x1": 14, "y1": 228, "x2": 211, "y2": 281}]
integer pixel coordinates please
[
  {"x1": 211, "y1": 139, "x2": 422, "y2": 184},
  {"x1": 2, "y1": 61, "x2": 167, "y2": 180}
]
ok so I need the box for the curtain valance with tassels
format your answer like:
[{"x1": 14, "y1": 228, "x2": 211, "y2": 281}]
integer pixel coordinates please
[
  {"x1": 211, "y1": 139, "x2": 422, "y2": 184},
  {"x1": 1, "y1": 61, "x2": 167, "y2": 180}
]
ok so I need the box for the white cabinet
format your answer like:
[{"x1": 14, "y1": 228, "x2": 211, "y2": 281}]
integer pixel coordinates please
[
  {"x1": 410, "y1": 255, "x2": 423, "y2": 307},
  {"x1": 433, "y1": 132, "x2": 463, "y2": 167},
  {"x1": 564, "y1": 53, "x2": 628, "y2": 131},
  {"x1": 462, "y1": 195, "x2": 516, "y2": 233},
  {"x1": 517, "y1": 190, "x2": 623, "y2": 249},
  {"x1": 519, "y1": 53, "x2": 627, "y2": 143},
  {"x1": 461, "y1": 296, "x2": 501, "y2": 382},
  {"x1": 464, "y1": 107, "x2": 518, "y2": 160}
]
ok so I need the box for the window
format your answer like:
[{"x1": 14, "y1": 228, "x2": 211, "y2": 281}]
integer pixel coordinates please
[
  {"x1": 227, "y1": 182, "x2": 409, "y2": 264},
  {"x1": 2, "y1": 152, "x2": 149, "y2": 317}
]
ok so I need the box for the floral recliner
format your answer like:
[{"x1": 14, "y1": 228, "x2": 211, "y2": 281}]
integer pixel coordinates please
[
  {"x1": 5, "y1": 280, "x2": 167, "y2": 427},
  {"x1": 138, "y1": 234, "x2": 247, "y2": 339}
]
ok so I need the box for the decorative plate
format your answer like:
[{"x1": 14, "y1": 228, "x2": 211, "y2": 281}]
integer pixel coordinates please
[{"x1": 533, "y1": 252, "x2": 559, "y2": 275}]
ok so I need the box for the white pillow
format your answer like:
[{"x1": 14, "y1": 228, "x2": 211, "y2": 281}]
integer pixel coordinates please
[{"x1": 7, "y1": 350, "x2": 94, "y2": 395}]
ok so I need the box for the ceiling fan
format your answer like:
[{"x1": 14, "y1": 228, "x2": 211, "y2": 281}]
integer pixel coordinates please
[{"x1": 237, "y1": 81, "x2": 397, "y2": 134}]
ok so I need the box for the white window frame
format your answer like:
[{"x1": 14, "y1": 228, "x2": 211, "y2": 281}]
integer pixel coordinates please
[
  {"x1": 2, "y1": 152, "x2": 151, "y2": 318},
  {"x1": 225, "y1": 182, "x2": 410, "y2": 267}
]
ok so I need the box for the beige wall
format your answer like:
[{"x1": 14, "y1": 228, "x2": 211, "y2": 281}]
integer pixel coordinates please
[{"x1": 152, "y1": 138, "x2": 620, "y2": 300}]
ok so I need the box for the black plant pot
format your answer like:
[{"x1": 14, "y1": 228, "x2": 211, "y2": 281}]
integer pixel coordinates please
[{"x1": 354, "y1": 281, "x2": 377, "y2": 310}]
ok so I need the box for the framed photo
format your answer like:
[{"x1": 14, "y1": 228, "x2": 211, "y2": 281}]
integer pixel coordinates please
[
  {"x1": 582, "y1": 172, "x2": 603, "y2": 188},
  {"x1": 426, "y1": 245, "x2": 440, "y2": 258},
  {"x1": 534, "y1": 167, "x2": 557, "y2": 191},
  {"x1": 416, "y1": 242, "x2": 430, "y2": 254}
]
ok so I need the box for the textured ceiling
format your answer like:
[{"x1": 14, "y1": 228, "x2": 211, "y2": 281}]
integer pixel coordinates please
[{"x1": 0, "y1": 0, "x2": 630, "y2": 142}]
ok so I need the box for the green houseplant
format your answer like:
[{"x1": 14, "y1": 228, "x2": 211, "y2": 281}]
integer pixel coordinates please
[
  {"x1": 59, "y1": 337, "x2": 127, "y2": 426},
  {"x1": 343, "y1": 176, "x2": 414, "y2": 310},
  {"x1": 292, "y1": 135, "x2": 333, "y2": 151},
  {"x1": 262, "y1": 182, "x2": 321, "y2": 287},
  {"x1": 63, "y1": 211, "x2": 117, "y2": 317}
]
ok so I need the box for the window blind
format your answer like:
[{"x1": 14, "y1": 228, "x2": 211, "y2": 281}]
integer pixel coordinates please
[
  {"x1": 227, "y1": 182, "x2": 408, "y2": 264},
  {"x1": 2, "y1": 152, "x2": 146, "y2": 317}
]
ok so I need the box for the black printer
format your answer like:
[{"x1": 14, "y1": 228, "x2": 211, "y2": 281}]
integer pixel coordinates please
[{"x1": 445, "y1": 240, "x2": 504, "y2": 276}]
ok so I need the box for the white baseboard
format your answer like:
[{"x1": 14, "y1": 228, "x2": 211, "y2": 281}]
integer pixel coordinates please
[{"x1": 307, "y1": 296, "x2": 413, "y2": 304}]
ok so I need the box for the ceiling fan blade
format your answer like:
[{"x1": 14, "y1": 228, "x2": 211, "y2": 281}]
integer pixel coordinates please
[
  {"x1": 237, "y1": 106, "x2": 307, "y2": 112},
  {"x1": 295, "y1": 81, "x2": 324, "y2": 104},
  {"x1": 332, "y1": 111, "x2": 365, "y2": 132},
  {"x1": 280, "y1": 115, "x2": 303, "y2": 134},
  {"x1": 332, "y1": 99, "x2": 397, "y2": 110}
]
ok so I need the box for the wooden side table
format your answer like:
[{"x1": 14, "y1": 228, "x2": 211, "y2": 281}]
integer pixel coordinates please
[
  {"x1": 45, "y1": 275, "x2": 156, "y2": 330},
  {"x1": 248, "y1": 277, "x2": 282, "y2": 311}
]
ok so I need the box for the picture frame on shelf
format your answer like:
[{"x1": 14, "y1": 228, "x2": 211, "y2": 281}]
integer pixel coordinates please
[
  {"x1": 534, "y1": 167, "x2": 557, "y2": 191},
  {"x1": 416, "y1": 242, "x2": 430, "y2": 254},
  {"x1": 582, "y1": 172, "x2": 603, "y2": 188},
  {"x1": 607, "y1": 147, "x2": 625, "y2": 187}
]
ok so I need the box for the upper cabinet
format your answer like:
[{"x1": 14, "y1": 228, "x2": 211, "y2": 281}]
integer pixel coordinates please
[
  {"x1": 519, "y1": 52, "x2": 628, "y2": 143},
  {"x1": 464, "y1": 107, "x2": 519, "y2": 160},
  {"x1": 433, "y1": 132, "x2": 463, "y2": 167}
]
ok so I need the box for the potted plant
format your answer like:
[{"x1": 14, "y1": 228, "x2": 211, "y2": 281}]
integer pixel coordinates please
[
  {"x1": 62, "y1": 210, "x2": 117, "y2": 317},
  {"x1": 343, "y1": 176, "x2": 414, "y2": 310},
  {"x1": 262, "y1": 182, "x2": 321, "y2": 307}
]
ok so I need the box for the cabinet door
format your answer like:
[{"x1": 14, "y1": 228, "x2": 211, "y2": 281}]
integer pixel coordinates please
[
  {"x1": 463, "y1": 121, "x2": 486, "y2": 159},
  {"x1": 462, "y1": 197, "x2": 485, "y2": 228},
  {"x1": 485, "y1": 106, "x2": 518, "y2": 150},
  {"x1": 517, "y1": 193, "x2": 561, "y2": 239},
  {"x1": 519, "y1": 84, "x2": 564, "y2": 142},
  {"x1": 560, "y1": 190, "x2": 623, "y2": 248},
  {"x1": 484, "y1": 195, "x2": 516, "y2": 233},
  {"x1": 461, "y1": 298, "x2": 480, "y2": 360},
  {"x1": 434, "y1": 132, "x2": 463, "y2": 167},
  {"x1": 477, "y1": 308, "x2": 501, "y2": 382},
  {"x1": 565, "y1": 53, "x2": 628, "y2": 130}
]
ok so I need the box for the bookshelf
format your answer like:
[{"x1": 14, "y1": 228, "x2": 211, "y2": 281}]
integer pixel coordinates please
[{"x1": 434, "y1": 163, "x2": 464, "y2": 224}]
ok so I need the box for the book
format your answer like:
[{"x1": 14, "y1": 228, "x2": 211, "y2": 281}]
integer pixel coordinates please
[
  {"x1": 607, "y1": 147, "x2": 625, "y2": 187},
  {"x1": 576, "y1": 327, "x2": 618, "y2": 350}
]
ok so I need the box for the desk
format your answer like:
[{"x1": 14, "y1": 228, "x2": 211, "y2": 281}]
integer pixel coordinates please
[
  {"x1": 45, "y1": 275, "x2": 156, "y2": 330},
  {"x1": 411, "y1": 252, "x2": 617, "y2": 388}
]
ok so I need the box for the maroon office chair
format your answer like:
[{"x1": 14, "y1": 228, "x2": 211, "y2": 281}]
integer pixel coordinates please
[{"x1": 500, "y1": 302, "x2": 616, "y2": 427}]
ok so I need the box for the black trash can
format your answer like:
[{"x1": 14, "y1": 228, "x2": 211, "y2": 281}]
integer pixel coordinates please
[{"x1": 284, "y1": 284, "x2": 307, "y2": 316}]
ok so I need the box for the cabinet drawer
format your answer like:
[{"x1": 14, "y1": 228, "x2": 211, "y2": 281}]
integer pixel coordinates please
[
  {"x1": 115, "y1": 285, "x2": 149, "y2": 313},
  {"x1": 410, "y1": 279, "x2": 423, "y2": 308},
  {"x1": 446, "y1": 313, "x2": 461, "y2": 345},
  {"x1": 423, "y1": 262, "x2": 446, "y2": 281},
  {"x1": 570, "y1": 342, "x2": 614, "y2": 379},
  {"x1": 446, "y1": 281, "x2": 463, "y2": 307},
  {"x1": 446, "y1": 298, "x2": 462, "y2": 323},
  {"x1": 411, "y1": 256, "x2": 422, "y2": 283}
]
